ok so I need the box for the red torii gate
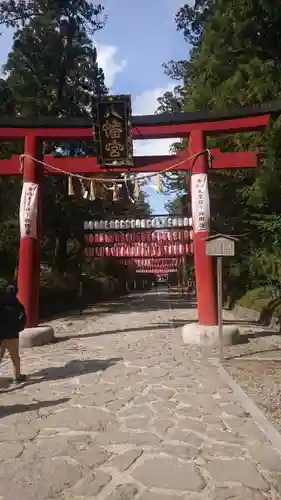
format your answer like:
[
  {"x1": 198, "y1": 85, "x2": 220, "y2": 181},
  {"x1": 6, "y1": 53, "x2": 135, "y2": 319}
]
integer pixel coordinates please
[{"x1": 0, "y1": 101, "x2": 277, "y2": 330}]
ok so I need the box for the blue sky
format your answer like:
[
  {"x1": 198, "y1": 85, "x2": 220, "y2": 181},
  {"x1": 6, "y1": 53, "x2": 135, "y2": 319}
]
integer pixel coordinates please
[{"x1": 0, "y1": 0, "x2": 190, "y2": 213}]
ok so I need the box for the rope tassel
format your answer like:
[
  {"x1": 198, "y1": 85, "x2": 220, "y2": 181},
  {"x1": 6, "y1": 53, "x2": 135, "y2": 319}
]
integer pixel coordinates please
[
  {"x1": 89, "y1": 180, "x2": 96, "y2": 201},
  {"x1": 68, "y1": 175, "x2": 75, "y2": 196},
  {"x1": 79, "y1": 179, "x2": 88, "y2": 199},
  {"x1": 156, "y1": 174, "x2": 163, "y2": 193},
  {"x1": 112, "y1": 183, "x2": 120, "y2": 201},
  {"x1": 134, "y1": 177, "x2": 140, "y2": 199}
]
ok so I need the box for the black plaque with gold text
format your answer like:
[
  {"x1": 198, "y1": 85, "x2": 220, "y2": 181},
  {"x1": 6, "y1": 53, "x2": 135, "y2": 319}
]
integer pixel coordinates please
[{"x1": 93, "y1": 95, "x2": 133, "y2": 167}]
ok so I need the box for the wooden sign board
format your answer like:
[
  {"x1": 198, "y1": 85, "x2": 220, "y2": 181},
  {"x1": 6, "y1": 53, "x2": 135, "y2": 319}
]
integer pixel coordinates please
[
  {"x1": 206, "y1": 236, "x2": 235, "y2": 257},
  {"x1": 93, "y1": 94, "x2": 133, "y2": 167}
]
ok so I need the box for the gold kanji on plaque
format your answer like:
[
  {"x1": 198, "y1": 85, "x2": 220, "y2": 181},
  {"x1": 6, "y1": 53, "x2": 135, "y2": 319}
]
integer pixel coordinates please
[
  {"x1": 93, "y1": 95, "x2": 133, "y2": 167},
  {"x1": 105, "y1": 140, "x2": 124, "y2": 158},
  {"x1": 102, "y1": 118, "x2": 123, "y2": 140}
]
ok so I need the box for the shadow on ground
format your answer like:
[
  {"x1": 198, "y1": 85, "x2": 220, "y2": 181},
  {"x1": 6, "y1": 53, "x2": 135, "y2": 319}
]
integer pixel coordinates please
[
  {"x1": 224, "y1": 328, "x2": 281, "y2": 360},
  {"x1": 235, "y1": 329, "x2": 281, "y2": 345},
  {"x1": 224, "y1": 319, "x2": 259, "y2": 326},
  {"x1": 226, "y1": 347, "x2": 281, "y2": 360},
  {"x1": 55, "y1": 319, "x2": 194, "y2": 343},
  {"x1": 0, "y1": 358, "x2": 122, "y2": 392},
  {"x1": 30, "y1": 357, "x2": 123, "y2": 382},
  {"x1": 0, "y1": 397, "x2": 70, "y2": 419},
  {"x1": 66, "y1": 291, "x2": 197, "y2": 320}
]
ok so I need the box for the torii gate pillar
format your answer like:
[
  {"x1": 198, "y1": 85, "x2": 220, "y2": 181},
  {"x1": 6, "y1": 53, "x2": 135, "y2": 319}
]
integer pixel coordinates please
[
  {"x1": 18, "y1": 135, "x2": 43, "y2": 328},
  {"x1": 188, "y1": 131, "x2": 217, "y2": 326}
]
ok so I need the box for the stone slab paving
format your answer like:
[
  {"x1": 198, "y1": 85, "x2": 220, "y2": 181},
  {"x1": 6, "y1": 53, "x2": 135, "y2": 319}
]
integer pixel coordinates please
[{"x1": 1, "y1": 291, "x2": 281, "y2": 499}]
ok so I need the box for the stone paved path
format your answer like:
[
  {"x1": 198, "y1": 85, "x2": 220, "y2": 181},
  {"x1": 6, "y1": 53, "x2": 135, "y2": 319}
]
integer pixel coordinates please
[{"x1": 1, "y1": 290, "x2": 281, "y2": 499}]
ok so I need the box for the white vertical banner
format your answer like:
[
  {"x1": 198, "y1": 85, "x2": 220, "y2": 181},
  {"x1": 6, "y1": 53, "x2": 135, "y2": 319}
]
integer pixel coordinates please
[
  {"x1": 191, "y1": 173, "x2": 210, "y2": 233},
  {"x1": 19, "y1": 182, "x2": 39, "y2": 238}
]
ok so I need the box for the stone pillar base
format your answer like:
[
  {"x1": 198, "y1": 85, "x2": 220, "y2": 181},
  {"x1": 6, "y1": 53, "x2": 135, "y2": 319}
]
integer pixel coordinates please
[
  {"x1": 182, "y1": 322, "x2": 240, "y2": 346},
  {"x1": 20, "y1": 326, "x2": 55, "y2": 348}
]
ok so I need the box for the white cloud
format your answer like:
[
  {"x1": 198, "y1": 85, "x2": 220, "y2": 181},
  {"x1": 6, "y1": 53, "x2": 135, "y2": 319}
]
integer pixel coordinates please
[
  {"x1": 133, "y1": 84, "x2": 175, "y2": 116},
  {"x1": 133, "y1": 138, "x2": 173, "y2": 157},
  {"x1": 96, "y1": 43, "x2": 127, "y2": 89},
  {"x1": 133, "y1": 84, "x2": 179, "y2": 157}
]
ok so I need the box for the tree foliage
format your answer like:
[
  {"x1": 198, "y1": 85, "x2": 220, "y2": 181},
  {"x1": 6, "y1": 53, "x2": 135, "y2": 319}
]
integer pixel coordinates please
[
  {"x1": 2, "y1": 1, "x2": 107, "y2": 116},
  {"x1": 0, "y1": 0, "x2": 151, "y2": 280},
  {"x1": 161, "y1": 0, "x2": 281, "y2": 300},
  {"x1": 0, "y1": 1, "x2": 106, "y2": 34}
]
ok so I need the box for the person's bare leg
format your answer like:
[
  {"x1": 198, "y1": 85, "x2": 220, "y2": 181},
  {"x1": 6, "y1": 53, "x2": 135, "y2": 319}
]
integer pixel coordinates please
[
  {"x1": 5, "y1": 338, "x2": 21, "y2": 380},
  {"x1": 0, "y1": 342, "x2": 6, "y2": 363}
]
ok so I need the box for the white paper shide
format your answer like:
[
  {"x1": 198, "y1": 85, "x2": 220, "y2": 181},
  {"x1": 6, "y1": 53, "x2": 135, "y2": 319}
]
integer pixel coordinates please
[
  {"x1": 19, "y1": 182, "x2": 39, "y2": 238},
  {"x1": 191, "y1": 173, "x2": 210, "y2": 233}
]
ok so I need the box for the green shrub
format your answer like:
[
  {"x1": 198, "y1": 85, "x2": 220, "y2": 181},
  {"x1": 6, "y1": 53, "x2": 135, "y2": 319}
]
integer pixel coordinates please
[
  {"x1": 237, "y1": 287, "x2": 272, "y2": 312},
  {"x1": 236, "y1": 286, "x2": 281, "y2": 325}
]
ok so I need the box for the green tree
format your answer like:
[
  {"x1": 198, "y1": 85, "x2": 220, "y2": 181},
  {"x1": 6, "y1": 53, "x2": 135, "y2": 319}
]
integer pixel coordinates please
[
  {"x1": 0, "y1": 79, "x2": 22, "y2": 278},
  {"x1": 0, "y1": 1, "x2": 106, "y2": 34},
  {"x1": 161, "y1": 0, "x2": 281, "y2": 300},
  {"x1": 3, "y1": 1, "x2": 107, "y2": 116},
  {"x1": 0, "y1": 1, "x2": 107, "y2": 271},
  {"x1": 0, "y1": 1, "x2": 151, "y2": 276}
]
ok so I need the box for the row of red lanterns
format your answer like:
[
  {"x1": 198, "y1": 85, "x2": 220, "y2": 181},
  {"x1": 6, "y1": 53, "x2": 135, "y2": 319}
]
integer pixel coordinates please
[
  {"x1": 135, "y1": 265, "x2": 178, "y2": 270},
  {"x1": 85, "y1": 243, "x2": 193, "y2": 258},
  {"x1": 119, "y1": 258, "x2": 180, "y2": 267},
  {"x1": 85, "y1": 230, "x2": 193, "y2": 245},
  {"x1": 136, "y1": 269, "x2": 177, "y2": 274},
  {"x1": 84, "y1": 217, "x2": 192, "y2": 231}
]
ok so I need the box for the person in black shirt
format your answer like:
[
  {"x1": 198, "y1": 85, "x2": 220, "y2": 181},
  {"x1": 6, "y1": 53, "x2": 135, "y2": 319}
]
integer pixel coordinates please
[{"x1": 0, "y1": 284, "x2": 27, "y2": 385}]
